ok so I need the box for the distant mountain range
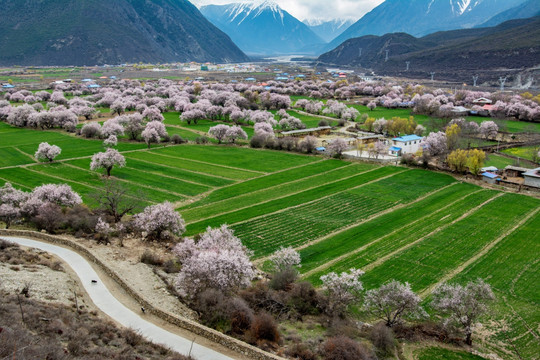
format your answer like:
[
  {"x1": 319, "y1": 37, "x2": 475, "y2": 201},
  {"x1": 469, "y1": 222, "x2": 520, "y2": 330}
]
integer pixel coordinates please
[
  {"x1": 0, "y1": 0, "x2": 248, "y2": 66},
  {"x1": 303, "y1": 19, "x2": 356, "y2": 43},
  {"x1": 318, "y1": 16, "x2": 540, "y2": 79},
  {"x1": 326, "y1": 0, "x2": 528, "y2": 52},
  {"x1": 200, "y1": 1, "x2": 324, "y2": 55}
]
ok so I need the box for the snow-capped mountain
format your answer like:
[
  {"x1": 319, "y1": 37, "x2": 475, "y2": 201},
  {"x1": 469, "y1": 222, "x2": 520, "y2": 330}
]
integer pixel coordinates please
[
  {"x1": 326, "y1": 0, "x2": 527, "y2": 51},
  {"x1": 304, "y1": 18, "x2": 356, "y2": 43},
  {"x1": 200, "y1": 1, "x2": 324, "y2": 55}
]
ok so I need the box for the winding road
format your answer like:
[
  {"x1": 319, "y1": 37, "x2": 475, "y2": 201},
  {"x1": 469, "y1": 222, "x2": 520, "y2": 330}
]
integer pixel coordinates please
[{"x1": 1, "y1": 236, "x2": 235, "y2": 360}]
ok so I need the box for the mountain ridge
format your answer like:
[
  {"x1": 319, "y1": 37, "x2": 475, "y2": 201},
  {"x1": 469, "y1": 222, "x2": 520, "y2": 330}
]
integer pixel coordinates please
[
  {"x1": 317, "y1": 16, "x2": 540, "y2": 80},
  {"x1": 201, "y1": 1, "x2": 324, "y2": 56},
  {"x1": 325, "y1": 0, "x2": 527, "y2": 52},
  {"x1": 0, "y1": 0, "x2": 249, "y2": 66}
]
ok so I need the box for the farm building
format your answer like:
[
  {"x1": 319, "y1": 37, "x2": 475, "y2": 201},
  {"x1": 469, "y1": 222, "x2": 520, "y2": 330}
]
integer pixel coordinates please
[
  {"x1": 523, "y1": 167, "x2": 540, "y2": 188},
  {"x1": 473, "y1": 97, "x2": 493, "y2": 105},
  {"x1": 451, "y1": 106, "x2": 470, "y2": 116},
  {"x1": 504, "y1": 165, "x2": 530, "y2": 178},
  {"x1": 481, "y1": 172, "x2": 501, "y2": 184},
  {"x1": 280, "y1": 126, "x2": 331, "y2": 138},
  {"x1": 389, "y1": 134, "x2": 422, "y2": 156}
]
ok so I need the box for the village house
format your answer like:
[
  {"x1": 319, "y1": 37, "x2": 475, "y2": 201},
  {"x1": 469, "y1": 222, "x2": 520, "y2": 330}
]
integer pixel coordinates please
[
  {"x1": 523, "y1": 167, "x2": 540, "y2": 188},
  {"x1": 389, "y1": 134, "x2": 422, "y2": 156}
]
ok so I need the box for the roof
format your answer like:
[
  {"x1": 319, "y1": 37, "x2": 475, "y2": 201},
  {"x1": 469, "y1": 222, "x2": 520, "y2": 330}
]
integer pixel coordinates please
[
  {"x1": 452, "y1": 106, "x2": 469, "y2": 112},
  {"x1": 2, "y1": 84, "x2": 15, "y2": 88},
  {"x1": 481, "y1": 166, "x2": 498, "y2": 172},
  {"x1": 315, "y1": 147, "x2": 326, "y2": 151},
  {"x1": 523, "y1": 167, "x2": 540, "y2": 178},
  {"x1": 393, "y1": 134, "x2": 422, "y2": 142},
  {"x1": 389, "y1": 146, "x2": 402, "y2": 152},
  {"x1": 505, "y1": 165, "x2": 530, "y2": 172},
  {"x1": 473, "y1": 97, "x2": 492, "y2": 104},
  {"x1": 481, "y1": 172, "x2": 500, "y2": 179},
  {"x1": 282, "y1": 126, "x2": 331, "y2": 136}
]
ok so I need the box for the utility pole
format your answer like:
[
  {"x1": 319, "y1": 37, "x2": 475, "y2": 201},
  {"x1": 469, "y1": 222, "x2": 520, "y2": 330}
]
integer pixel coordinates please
[
  {"x1": 405, "y1": 61, "x2": 410, "y2": 71},
  {"x1": 430, "y1": 72, "x2": 435, "y2": 83},
  {"x1": 499, "y1": 77, "x2": 507, "y2": 91},
  {"x1": 358, "y1": 48, "x2": 362, "y2": 57},
  {"x1": 473, "y1": 75, "x2": 479, "y2": 87},
  {"x1": 385, "y1": 50, "x2": 389, "y2": 62}
]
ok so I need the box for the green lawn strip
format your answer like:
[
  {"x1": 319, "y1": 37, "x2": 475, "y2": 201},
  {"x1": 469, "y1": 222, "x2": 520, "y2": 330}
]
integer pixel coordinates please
[
  {"x1": 305, "y1": 190, "x2": 498, "y2": 285},
  {"x1": 185, "y1": 166, "x2": 402, "y2": 236},
  {"x1": 450, "y1": 212, "x2": 540, "y2": 359},
  {"x1": 178, "y1": 159, "x2": 353, "y2": 210},
  {"x1": 468, "y1": 116, "x2": 540, "y2": 134},
  {"x1": 152, "y1": 145, "x2": 318, "y2": 173},
  {"x1": 0, "y1": 128, "x2": 68, "y2": 148},
  {"x1": 165, "y1": 126, "x2": 201, "y2": 141},
  {"x1": 62, "y1": 159, "x2": 181, "y2": 203},
  {"x1": 359, "y1": 194, "x2": 538, "y2": 292},
  {"x1": 182, "y1": 162, "x2": 371, "y2": 223},
  {"x1": 126, "y1": 151, "x2": 256, "y2": 180},
  {"x1": 235, "y1": 170, "x2": 456, "y2": 258},
  {"x1": 0, "y1": 167, "x2": 97, "y2": 204},
  {"x1": 0, "y1": 147, "x2": 37, "y2": 167},
  {"x1": 415, "y1": 347, "x2": 485, "y2": 360},
  {"x1": 287, "y1": 110, "x2": 337, "y2": 128},
  {"x1": 0, "y1": 176, "x2": 33, "y2": 190},
  {"x1": 164, "y1": 116, "x2": 256, "y2": 139},
  {"x1": 123, "y1": 158, "x2": 234, "y2": 187},
  {"x1": 485, "y1": 153, "x2": 518, "y2": 169},
  {"x1": 298, "y1": 183, "x2": 478, "y2": 275}
]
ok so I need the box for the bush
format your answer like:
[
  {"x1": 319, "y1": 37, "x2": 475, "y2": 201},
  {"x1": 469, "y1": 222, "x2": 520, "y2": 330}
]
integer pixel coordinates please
[
  {"x1": 337, "y1": 119, "x2": 347, "y2": 127},
  {"x1": 162, "y1": 258, "x2": 181, "y2": 273},
  {"x1": 140, "y1": 250, "x2": 163, "y2": 266},
  {"x1": 228, "y1": 297, "x2": 254, "y2": 334},
  {"x1": 279, "y1": 137, "x2": 297, "y2": 151},
  {"x1": 250, "y1": 313, "x2": 280, "y2": 343},
  {"x1": 401, "y1": 153, "x2": 418, "y2": 166},
  {"x1": 320, "y1": 336, "x2": 370, "y2": 360},
  {"x1": 162, "y1": 134, "x2": 171, "y2": 143},
  {"x1": 287, "y1": 281, "x2": 320, "y2": 316},
  {"x1": 286, "y1": 343, "x2": 317, "y2": 360},
  {"x1": 370, "y1": 322, "x2": 395, "y2": 355},
  {"x1": 250, "y1": 134, "x2": 266, "y2": 148},
  {"x1": 32, "y1": 203, "x2": 63, "y2": 233},
  {"x1": 171, "y1": 134, "x2": 187, "y2": 144},
  {"x1": 269, "y1": 267, "x2": 298, "y2": 291},
  {"x1": 318, "y1": 120, "x2": 329, "y2": 127},
  {"x1": 195, "y1": 136, "x2": 209, "y2": 144},
  {"x1": 63, "y1": 205, "x2": 98, "y2": 234}
]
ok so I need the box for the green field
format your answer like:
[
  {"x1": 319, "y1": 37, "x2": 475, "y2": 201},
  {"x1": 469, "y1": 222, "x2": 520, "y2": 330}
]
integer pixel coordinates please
[
  {"x1": 1, "y1": 122, "x2": 538, "y2": 359},
  {"x1": 502, "y1": 145, "x2": 540, "y2": 163},
  {"x1": 415, "y1": 347, "x2": 486, "y2": 360}
]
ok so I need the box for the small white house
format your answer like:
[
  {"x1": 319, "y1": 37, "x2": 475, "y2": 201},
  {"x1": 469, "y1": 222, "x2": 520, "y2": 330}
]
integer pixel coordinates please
[
  {"x1": 389, "y1": 135, "x2": 422, "y2": 156},
  {"x1": 523, "y1": 167, "x2": 540, "y2": 188}
]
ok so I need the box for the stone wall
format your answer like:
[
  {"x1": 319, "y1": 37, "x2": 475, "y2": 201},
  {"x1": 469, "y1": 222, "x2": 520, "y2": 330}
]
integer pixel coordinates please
[{"x1": 0, "y1": 229, "x2": 285, "y2": 360}]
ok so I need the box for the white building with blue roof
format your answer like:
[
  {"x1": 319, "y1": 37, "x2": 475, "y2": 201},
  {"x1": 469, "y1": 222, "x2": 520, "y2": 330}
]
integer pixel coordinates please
[{"x1": 389, "y1": 134, "x2": 423, "y2": 156}]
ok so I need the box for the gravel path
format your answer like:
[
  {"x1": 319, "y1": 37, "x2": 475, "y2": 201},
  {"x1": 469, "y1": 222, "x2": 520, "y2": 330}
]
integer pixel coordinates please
[{"x1": 2, "y1": 236, "x2": 235, "y2": 360}]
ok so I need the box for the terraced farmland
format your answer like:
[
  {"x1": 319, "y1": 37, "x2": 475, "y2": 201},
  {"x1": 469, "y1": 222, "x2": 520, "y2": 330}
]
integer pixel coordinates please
[{"x1": 1, "y1": 122, "x2": 539, "y2": 359}]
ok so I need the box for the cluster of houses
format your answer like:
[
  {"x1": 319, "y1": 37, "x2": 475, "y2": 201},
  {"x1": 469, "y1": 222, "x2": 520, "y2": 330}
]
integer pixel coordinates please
[{"x1": 481, "y1": 165, "x2": 540, "y2": 189}]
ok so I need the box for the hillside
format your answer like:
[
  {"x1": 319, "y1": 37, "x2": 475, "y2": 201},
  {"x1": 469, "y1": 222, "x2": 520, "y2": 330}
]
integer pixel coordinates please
[
  {"x1": 478, "y1": 0, "x2": 540, "y2": 27},
  {"x1": 325, "y1": 0, "x2": 527, "y2": 52},
  {"x1": 0, "y1": 0, "x2": 249, "y2": 66},
  {"x1": 318, "y1": 17, "x2": 540, "y2": 79},
  {"x1": 200, "y1": 1, "x2": 324, "y2": 55}
]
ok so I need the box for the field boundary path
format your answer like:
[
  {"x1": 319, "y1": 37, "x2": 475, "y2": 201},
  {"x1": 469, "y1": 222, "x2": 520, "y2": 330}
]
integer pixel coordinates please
[
  {"x1": 362, "y1": 193, "x2": 504, "y2": 273},
  {"x1": 228, "y1": 168, "x2": 409, "y2": 228},
  {"x1": 298, "y1": 185, "x2": 481, "y2": 277},
  {"x1": 419, "y1": 206, "x2": 540, "y2": 298},
  {"x1": 0, "y1": 231, "x2": 285, "y2": 360}
]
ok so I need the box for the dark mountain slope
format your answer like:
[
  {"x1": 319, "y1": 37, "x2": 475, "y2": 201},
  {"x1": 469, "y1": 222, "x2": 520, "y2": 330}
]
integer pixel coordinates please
[
  {"x1": 326, "y1": 0, "x2": 527, "y2": 52},
  {"x1": 0, "y1": 0, "x2": 248, "y2": 66},
  {"x1": 318, "y1": 17, "x2": 540, "y2": 74}
]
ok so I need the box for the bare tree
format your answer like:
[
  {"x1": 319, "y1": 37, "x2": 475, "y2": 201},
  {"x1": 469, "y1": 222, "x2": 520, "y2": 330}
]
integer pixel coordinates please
[
  {"x1": 91, "y1": 179, "x2": 145, "y2": 222},
  {"x1": 431, "y1": 279, "x2": 495, "y2": 345}
]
